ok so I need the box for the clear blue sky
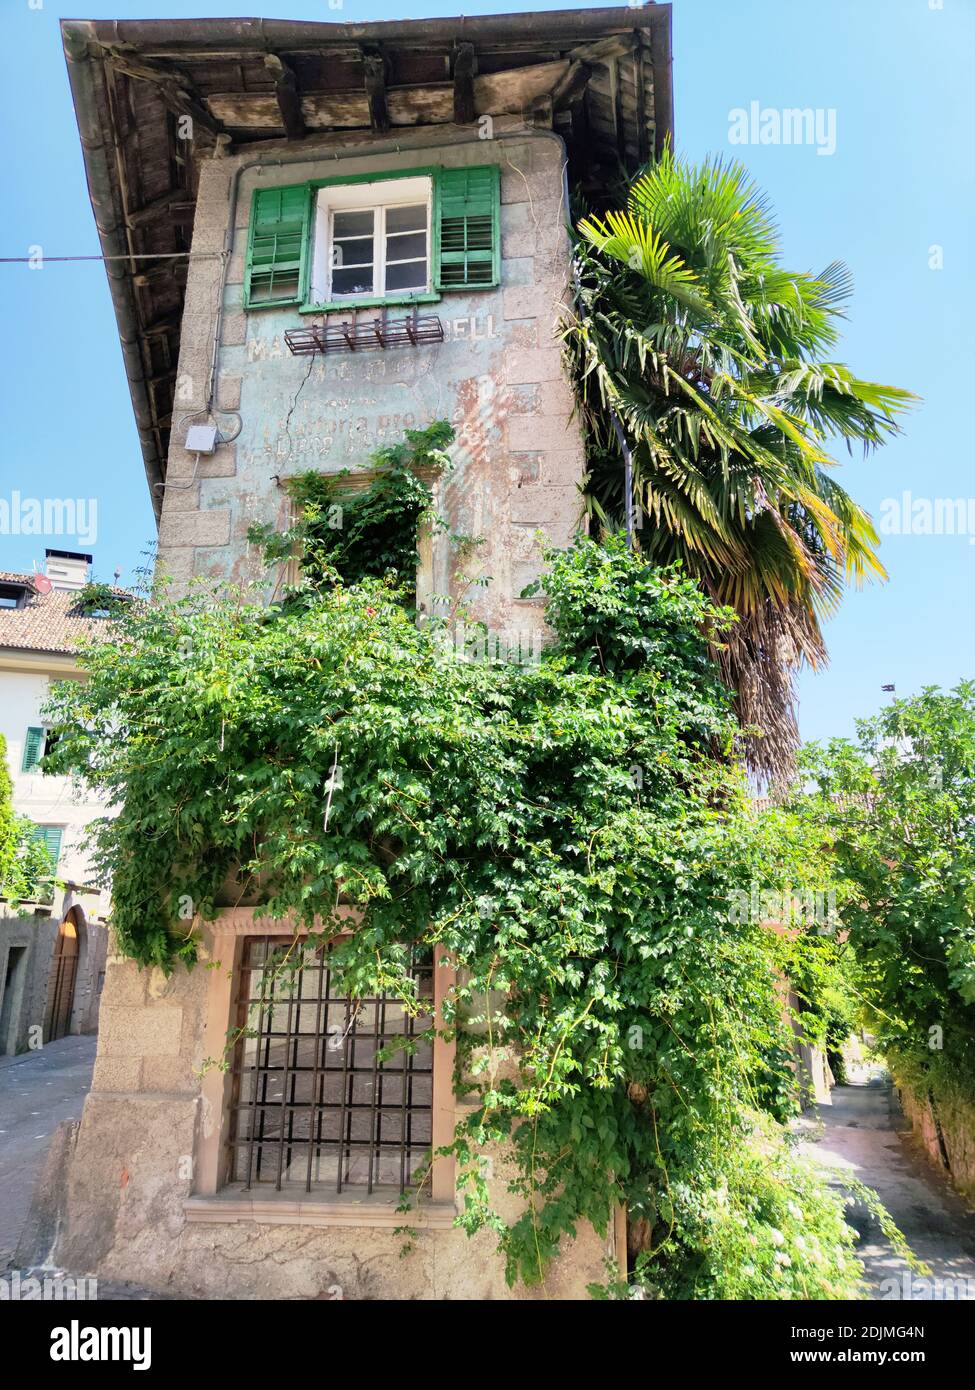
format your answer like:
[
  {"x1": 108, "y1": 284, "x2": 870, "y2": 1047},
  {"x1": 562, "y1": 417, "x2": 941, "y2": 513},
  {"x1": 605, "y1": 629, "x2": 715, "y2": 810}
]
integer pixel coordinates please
[{"x1": 1, "y1": 0, "x2": 971, "y2": 745}]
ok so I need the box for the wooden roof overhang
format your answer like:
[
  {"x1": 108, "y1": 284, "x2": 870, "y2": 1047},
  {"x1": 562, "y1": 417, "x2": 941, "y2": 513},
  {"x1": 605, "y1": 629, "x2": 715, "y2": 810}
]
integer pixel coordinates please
[{"x1": 60, "y1": 7, "x2": 673, "y2": 518}]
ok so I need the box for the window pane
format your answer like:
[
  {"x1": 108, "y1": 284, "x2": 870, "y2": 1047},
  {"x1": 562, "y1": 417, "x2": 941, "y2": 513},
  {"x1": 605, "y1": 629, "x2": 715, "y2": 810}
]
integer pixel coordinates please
[
  {"x1": 385, "y1": 203, "x2": 426, "y2": 234},
  {"x1": 332, "y1": 209, "x2": 374, "y2": 238},
  {"x1": 332, "y1": 265, "x2": 376, "y2": 296},
  {"x1": 385, "y1": 231, "x2": 427, "y2": 262},
  {"x1": 386, "y1": 259, "x2": 428, "y2": 292},
  {"x1": 332, "y1": 236, "x2": 374, "y2": 269}
]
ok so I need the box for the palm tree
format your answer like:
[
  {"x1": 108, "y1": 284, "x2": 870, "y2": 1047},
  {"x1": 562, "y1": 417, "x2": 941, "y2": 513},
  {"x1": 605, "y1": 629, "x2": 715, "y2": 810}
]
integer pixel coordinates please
[{"x1": 563, "y1": 152, "x2": 916, "y2": 783}]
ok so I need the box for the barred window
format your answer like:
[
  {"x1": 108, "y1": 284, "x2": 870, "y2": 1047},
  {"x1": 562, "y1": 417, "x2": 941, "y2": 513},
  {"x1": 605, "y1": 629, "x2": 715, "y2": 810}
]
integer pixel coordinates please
[{"x1": 228, "y1": 937, "x2": 434, "y2": 1194}]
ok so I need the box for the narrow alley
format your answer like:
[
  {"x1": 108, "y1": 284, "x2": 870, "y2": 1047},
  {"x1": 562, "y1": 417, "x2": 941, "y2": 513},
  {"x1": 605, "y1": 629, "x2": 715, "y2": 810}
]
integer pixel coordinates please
[
  {"x1": 0, "y1": 1035, "x2": 96, "y2": 1270},
  {"x1": 805, "y1": 1067, "x2": 975, "y2": 1300}
]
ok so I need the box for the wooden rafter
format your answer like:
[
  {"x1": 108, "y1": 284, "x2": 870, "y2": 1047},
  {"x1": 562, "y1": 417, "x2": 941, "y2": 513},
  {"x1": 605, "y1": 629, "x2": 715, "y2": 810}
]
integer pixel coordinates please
[
  {"x1": 125, "y1": 189, "x2": 195, "y2": 229},
  {"x1": 204, "y1": 60, "x2": 572, "y2": 131},
  {"x1": 264, "y1": 53, "x2": 306, "y2": 139},
  {"x1": 108, "y1": 53, "x2": 226, "y2": 138},
  {"x1": 452, "y1": 42, "x2": 476, "y2": 125},
  {"x1": 551, "y1": 60, "x2": 592, "y2": 110},
  {"x1": 569, "y1": 33, "x2": 637, "y2": 65},
  {"x1": 361, "y1": 48, "x2": 390, "y2": 133}
]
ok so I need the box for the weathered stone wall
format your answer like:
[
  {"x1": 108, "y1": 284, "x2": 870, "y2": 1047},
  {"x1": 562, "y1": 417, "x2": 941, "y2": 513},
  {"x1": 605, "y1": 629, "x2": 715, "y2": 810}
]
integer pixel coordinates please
[
  {"x1": 0, "y1": 906, "x2": 106, "y2": 1054},
  {"x1": 159, "y1": 123, "x2": 585, "y2": 633},
  {"x1": 44, "y1": 124, "x2": 609, "y2": 1299},
  {"x1": 0, "y1": 908, "x2": 54, "y2": 1054},
  {"x1": 53, "y1": 933, "x2": 616, "y2": 1300},
  {"x1": 898, "y1": 1079, "x2": 975, "y2": 1207}
]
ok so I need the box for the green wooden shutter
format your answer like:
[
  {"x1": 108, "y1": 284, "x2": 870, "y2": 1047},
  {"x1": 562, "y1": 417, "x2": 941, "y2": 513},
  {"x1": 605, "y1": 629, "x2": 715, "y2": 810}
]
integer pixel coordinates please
[
  {"x1": 434, "y1": 166, "x2": 500, "y2": 291},
  {"x1": 244, "y1": 183, "x2": 310, "y2": 308},
  {"x1": 22, "y1": 727, "x2": 43, "y2": 772},
  {"x1": 34, "y1": 826, "x2": 63, "y2": 864}
]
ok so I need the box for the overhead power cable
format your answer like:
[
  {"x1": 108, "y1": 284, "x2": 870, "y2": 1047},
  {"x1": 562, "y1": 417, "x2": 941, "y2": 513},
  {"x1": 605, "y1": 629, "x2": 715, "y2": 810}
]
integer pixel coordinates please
[{"x1": 0, "y1": 252, "x2": 223, "y2": 263}]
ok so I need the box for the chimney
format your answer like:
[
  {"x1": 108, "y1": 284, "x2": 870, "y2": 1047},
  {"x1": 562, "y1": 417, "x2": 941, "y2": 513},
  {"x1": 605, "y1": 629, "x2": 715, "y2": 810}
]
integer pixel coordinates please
[{"x1": 44, "y1": 549, "x2": 92, "y2": 591}]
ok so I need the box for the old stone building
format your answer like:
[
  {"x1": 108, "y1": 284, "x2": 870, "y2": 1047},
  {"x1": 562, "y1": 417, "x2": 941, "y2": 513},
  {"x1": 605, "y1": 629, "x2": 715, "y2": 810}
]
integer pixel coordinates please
[
  {"x1": 0, "y1": 553, "x2": 112, "y2": 1056},
  {"x1": 40, "y1": 6, "x2": 674, "y2": 1298}
]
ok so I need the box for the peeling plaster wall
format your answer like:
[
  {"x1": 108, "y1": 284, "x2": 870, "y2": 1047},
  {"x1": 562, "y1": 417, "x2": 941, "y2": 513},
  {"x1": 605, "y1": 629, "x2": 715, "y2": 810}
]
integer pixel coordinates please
[
  {"x1": 49, "y1": 129, "x2": 609, "y2": 1296},
  {"x1": 158, "y1": 125, "x2": 586, "y2": 633}
]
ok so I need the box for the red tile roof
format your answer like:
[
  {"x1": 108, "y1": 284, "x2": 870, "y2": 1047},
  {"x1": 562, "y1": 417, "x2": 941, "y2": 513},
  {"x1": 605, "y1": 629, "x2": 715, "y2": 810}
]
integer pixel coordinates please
[{"x1": 0, "y1": 571, "x2": 123, "y2": 657}]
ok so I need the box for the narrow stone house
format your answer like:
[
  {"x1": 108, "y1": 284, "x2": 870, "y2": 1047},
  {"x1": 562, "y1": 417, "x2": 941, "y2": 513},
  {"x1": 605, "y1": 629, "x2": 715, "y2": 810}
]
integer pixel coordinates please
[{"x1": 46, "y1": 6, "x2": 674, "y2": 1298}]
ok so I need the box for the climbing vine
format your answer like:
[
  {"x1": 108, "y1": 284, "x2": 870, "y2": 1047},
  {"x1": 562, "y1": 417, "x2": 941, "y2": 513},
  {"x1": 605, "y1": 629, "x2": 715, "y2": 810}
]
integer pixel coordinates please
[
  {"x1": 796, "y1": 686, "x2": 975, "y2": 1108},
  {"x1": 248, "y1": 421, "x2": 453, "y2": 601},
  {"x1": 44, "y1": 427, "x2": 874, "y2": 1295}
]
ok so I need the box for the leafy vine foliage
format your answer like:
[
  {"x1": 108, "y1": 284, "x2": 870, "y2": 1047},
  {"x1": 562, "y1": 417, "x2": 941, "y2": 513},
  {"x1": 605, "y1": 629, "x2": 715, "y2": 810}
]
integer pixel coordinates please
[
  {"x1": 76, "y1": 581, "x2": 130, "y2": 619},
  {"x1": 249, "y1": 422, "x2": 453, "y2": 599},
  {"x1": 45, "y1": 428, "x2": 864, "y2": 1295},
  {"x1": 0, "y1": 733, "x2": 55, "y2": 903},
  {"x1": 797, "y1": 685, "x2": 975, "y2": 1107}
]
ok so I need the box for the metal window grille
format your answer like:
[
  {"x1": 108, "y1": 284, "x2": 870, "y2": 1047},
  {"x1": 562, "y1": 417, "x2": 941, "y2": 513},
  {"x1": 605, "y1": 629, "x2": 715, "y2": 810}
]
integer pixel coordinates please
[{"x1": 228, "y1": 936, "x2": 434, "y2": 1194}]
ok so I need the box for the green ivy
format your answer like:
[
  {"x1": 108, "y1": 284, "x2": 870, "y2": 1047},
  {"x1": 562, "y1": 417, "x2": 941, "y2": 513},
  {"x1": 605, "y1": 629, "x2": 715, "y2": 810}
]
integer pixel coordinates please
[
  {"x1": 44, "y1": 463, "x2": 872, "y2": 1293},
  {"x1": 248, "y1": 420, "x2": 453, "y2": 601}
]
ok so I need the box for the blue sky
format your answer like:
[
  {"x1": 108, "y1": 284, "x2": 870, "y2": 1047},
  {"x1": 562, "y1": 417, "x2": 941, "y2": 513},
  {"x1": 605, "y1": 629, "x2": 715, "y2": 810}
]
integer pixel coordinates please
[{"x1": 1, "y1": 0, "x2": 971, "y2": 745}]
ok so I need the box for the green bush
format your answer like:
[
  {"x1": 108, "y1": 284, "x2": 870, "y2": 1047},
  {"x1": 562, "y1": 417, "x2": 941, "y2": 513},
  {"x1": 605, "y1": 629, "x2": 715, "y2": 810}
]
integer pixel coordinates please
[{"x1": 43, "y1": 440, "x2": 869, "y2": 1293}]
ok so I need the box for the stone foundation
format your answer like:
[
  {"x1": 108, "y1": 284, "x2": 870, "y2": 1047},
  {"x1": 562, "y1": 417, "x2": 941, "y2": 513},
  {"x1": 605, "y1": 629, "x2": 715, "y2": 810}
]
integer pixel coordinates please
[{"x1": 39, "y1": 921, "x2": 617, "y2": 1299}]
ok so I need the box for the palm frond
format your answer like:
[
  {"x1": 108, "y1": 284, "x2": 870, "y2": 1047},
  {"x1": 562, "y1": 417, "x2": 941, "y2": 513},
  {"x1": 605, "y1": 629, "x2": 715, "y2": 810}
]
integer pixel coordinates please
[{"x1": 563, "y1": 152, "x2": 918, "y2": 782}]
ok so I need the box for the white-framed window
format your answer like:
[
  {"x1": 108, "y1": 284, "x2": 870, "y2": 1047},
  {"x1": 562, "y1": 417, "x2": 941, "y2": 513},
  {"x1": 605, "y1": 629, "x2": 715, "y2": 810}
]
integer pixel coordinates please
[{"x1": 309, "y1": 176, "x2": 433, "y2": 305}]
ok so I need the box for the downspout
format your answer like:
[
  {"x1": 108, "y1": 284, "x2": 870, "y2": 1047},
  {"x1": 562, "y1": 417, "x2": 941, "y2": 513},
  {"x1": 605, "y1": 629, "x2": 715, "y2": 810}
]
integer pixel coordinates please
[{"x1": 613, "y1": 415, "x2": 636, "y2": 549}]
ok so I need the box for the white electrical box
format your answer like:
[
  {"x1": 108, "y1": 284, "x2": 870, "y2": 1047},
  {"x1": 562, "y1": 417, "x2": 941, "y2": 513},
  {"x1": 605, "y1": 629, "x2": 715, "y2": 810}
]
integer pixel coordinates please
[{"x1": 185, "y1": 423, "x2": 218, "y2": 454}]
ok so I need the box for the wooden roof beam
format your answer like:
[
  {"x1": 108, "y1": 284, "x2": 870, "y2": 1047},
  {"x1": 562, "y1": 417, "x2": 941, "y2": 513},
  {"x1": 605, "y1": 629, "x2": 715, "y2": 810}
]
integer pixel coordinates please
[
  {"x1": 141, "y1": 311, "x2": 183, "y2": 337},
  {"x1": 125, "y1": 189, "x2": 196, "y2": 229},
  {"x1": 568, "y1": 33, "x2": 638, "y2": 65},
  {"x1": 264, "y1": 53, "x2": 306, "y2": 139},
  {"x1": 361, "y1": 48, "x2": 390, "y2": 133},
  {"x1": 551, "y1": 59, "x2": 592, "y2": 110},
  {"x1": 109, "y1": 54, "x2": 227, "y2": 138},
  {"x1": 452, "y1": 41, "x2": 476, "y2": 125}
]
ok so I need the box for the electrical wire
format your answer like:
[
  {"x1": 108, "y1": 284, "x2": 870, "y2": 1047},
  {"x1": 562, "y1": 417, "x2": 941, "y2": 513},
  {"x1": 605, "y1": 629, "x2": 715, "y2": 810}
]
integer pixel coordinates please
[{"x1": 0, "y1": 252, "x2": 223, "y2": 263}]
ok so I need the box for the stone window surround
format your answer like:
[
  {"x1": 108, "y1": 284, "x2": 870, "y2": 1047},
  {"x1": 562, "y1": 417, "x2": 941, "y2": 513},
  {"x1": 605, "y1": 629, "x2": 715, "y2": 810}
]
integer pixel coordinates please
[
  {"x1": 278, "y1": 463, "x2": 441, "y2": 619},
  {"x1": 187, "y1": 906, "x2": 457, "y2": 1231}
]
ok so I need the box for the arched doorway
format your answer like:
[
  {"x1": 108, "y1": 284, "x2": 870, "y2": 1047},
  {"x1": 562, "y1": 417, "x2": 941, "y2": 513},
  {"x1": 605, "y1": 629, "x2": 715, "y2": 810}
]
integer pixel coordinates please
[{"x1": 44, "y1": 912, "x2": 80, "y2": 1042}]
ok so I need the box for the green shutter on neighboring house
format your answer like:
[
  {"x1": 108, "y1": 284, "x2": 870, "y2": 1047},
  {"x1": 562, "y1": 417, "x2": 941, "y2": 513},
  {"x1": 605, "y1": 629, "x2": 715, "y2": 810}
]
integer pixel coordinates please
[
  {"x1": 34, "y1": 826, "x2": 63, "y2": 865},
  {"x1": 244, "y1": 183, "x2": 311, "y2": 308},
  {"x1": 21, "y1": 726, "x2": 43, "y2": 772},
  {"x1": 434, "y1": 166, "x2": 501, "y2": 291}
]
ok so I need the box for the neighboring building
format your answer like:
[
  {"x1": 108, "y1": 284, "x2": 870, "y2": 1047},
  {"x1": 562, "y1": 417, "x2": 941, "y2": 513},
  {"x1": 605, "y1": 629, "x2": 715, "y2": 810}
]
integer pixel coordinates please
[
  {"x1": 0, "y1": 550, "x2": 112, "y2": 1054},
  {"x1": 40, "y1": 7, "x2": 674, "y2": 1298}
]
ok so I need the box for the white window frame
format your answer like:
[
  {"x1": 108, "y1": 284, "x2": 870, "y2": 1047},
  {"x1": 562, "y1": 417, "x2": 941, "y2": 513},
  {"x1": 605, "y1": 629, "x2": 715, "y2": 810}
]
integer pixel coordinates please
[{"x1": 309, "y1": 176, "x2": 433, "y2": 305}]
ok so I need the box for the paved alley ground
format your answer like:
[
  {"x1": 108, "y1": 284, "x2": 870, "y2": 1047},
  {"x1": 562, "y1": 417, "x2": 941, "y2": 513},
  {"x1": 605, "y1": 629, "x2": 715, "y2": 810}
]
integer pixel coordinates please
[
  {"x1": 0, "y1": 1035, "x2": 96, "y2": 1269},
  {"x1": 2, "y1": 1040, "x2": 974, "y2": 1303},
  {"x1": 804, "y1": 1066, "x2": 975, "y2": 1299}
]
